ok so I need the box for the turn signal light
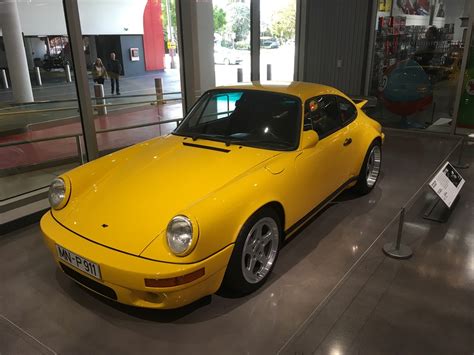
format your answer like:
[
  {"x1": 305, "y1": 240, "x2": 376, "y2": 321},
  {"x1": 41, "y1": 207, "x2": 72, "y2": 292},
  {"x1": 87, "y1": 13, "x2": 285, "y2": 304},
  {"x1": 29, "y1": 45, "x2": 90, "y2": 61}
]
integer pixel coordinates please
[{"x1": 145, "y1": 268, "x2": 205, "y2": 288}]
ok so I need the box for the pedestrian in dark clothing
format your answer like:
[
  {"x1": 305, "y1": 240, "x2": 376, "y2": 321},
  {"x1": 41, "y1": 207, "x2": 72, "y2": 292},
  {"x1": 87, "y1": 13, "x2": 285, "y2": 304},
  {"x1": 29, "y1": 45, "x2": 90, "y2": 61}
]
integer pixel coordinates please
[{"x1": 108, "y1": 52, "x2": 122, "y2": 95}]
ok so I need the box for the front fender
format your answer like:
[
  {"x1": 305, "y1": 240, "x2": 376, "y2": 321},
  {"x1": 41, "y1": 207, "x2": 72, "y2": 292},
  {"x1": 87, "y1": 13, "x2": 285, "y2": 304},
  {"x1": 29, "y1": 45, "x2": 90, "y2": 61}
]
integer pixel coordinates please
[{"x1": 140, "y1": 166, "x2": 287, "y2": 264}]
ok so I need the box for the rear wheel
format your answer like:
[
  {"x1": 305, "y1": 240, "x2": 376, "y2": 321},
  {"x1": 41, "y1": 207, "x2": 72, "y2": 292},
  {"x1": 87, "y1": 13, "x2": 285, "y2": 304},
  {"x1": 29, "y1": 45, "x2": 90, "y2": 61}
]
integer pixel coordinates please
[
  {"x1": 221, "y1": 208, "x2": 281, "y2": 295},
  {"x1": 354, "y1": 141, "x2": 382, "y2": 194}
]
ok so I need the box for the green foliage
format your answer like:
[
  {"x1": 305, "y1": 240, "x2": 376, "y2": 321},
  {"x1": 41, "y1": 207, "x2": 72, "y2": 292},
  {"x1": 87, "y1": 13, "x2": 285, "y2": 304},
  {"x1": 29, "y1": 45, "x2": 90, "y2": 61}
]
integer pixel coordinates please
[
  {"x1": 161, "y1": 0, "x2": 177, "y2": 41},
  {"x1": 226, "y1": 3, "x2": 250, "y2": 42},
  {"x1": 213, "y1": 6, "x2": 227, "y2": 34},
  {"x1": 271, "y1": 3, "x2": 296, "y2": 42},
  {"x1": 234, "y1": 41, "x2": 250, "y2": 50}
]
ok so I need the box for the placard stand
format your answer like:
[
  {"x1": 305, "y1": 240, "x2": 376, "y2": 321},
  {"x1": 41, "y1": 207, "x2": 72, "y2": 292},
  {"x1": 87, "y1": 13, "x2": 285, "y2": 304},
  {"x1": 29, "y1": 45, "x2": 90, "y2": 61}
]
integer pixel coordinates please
[{"x1": 423, "y1": 195, "x2": 460, "y2": 223}]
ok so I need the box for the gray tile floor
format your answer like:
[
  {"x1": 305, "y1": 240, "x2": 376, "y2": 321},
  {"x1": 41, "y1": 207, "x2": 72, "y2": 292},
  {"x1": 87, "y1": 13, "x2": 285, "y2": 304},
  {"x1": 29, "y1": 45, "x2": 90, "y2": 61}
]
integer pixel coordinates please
[{"x1": 1, "y1": 130, "x2": 473, "y2": 355}]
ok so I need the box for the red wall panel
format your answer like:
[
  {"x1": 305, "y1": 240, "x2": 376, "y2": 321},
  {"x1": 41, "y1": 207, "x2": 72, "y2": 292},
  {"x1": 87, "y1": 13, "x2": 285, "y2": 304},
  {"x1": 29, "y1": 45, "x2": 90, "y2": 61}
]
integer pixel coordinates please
[{"x1": 143, "y1": 0, "x2": 165, "y2": 71}]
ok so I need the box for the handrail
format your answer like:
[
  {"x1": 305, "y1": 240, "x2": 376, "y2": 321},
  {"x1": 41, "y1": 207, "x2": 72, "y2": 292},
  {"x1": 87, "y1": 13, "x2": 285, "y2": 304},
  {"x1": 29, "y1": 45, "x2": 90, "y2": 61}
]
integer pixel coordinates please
[
  {"x1": 96, "y1": 119, "x2": 182, "y2": 134},
  {"x1": 0, "y1": 91, "x2": 182, "y2": 108},
  {"x1": 0, "y1": 118, "x2": 183, "y2": 148},
  {"x1": 0, "y1": 97, "x2": 182, "y2": 117}
]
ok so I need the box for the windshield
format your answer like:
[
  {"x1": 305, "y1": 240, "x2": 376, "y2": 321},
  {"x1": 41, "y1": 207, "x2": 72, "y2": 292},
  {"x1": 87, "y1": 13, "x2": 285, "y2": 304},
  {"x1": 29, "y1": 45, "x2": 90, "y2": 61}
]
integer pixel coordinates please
[{"x1": 174, "y1": 89, "x2": 301, "y2": 151}]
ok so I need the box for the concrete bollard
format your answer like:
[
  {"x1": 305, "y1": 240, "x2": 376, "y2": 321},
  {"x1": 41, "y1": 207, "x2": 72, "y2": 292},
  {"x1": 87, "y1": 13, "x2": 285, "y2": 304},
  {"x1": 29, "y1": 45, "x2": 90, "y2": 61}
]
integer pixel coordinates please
[
  {"x1": 94, "y1": 84, "x2": 107, "y2": 116},
  {"x1": 237, "y1": 68, "x2": 243, "y2": 83},
  {"x1": 155, "y1": 77, "x2": 163, "y2": 104},
  {"x1": 267, "y1": 64, "x2": 272, "y2": 81},
  {"x1": 1, "y1": 69, "x2": 9, "y2": 89},
  {"x1": 35, "y1": 66, "x2": 42, "y2": 86},
  {"x1": 65, "y1": 64, "x2": 72, "y2": 83}
]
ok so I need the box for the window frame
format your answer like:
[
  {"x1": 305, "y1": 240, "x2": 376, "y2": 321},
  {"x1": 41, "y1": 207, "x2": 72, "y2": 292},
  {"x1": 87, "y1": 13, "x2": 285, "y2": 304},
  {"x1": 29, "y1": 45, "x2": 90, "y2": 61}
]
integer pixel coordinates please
[{"x1": 336, "y1": 95, "x2": 358, "y2": 127}]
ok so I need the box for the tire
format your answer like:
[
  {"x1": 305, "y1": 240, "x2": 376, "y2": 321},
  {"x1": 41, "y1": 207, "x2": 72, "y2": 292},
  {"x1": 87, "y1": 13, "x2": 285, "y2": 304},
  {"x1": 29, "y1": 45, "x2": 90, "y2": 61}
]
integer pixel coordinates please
[
  {"x1": 221, "y1": 207, "x2": 282, "y2": 295},
  {"x1": 354, "y1": 140, "x2": 382, "y2": 195}
]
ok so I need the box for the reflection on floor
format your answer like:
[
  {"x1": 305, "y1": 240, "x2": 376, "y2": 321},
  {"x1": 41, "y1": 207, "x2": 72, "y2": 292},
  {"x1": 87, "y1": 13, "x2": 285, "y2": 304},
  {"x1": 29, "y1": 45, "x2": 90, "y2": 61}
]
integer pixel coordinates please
[{"x1": 1, "y1": 130, "x2": 473, "y2": 354}]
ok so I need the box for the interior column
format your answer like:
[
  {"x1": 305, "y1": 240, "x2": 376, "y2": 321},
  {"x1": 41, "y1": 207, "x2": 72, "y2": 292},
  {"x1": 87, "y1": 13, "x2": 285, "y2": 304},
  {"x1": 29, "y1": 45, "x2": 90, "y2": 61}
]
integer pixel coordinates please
[
  {"x1": 0, "y1": 0, "x2": 34, "y2": 103},
  {"x1": 175, "y1": 0, "x2": 216, "y2": 114}
]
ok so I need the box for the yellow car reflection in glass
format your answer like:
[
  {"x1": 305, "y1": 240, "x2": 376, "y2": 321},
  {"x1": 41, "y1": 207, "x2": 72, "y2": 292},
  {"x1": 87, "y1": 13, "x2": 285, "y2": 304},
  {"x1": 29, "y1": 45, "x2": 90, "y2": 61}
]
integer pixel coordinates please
[{"x1": 41, "y1": 82, "x2": 384, "y2": 309}]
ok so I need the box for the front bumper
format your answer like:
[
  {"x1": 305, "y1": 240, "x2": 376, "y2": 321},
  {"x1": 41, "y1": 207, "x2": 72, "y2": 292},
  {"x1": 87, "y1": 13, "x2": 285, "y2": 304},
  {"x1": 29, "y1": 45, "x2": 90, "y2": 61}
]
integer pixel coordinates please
[{"x1": 40, "y1": 212, "x2": 233, "y2": 309}]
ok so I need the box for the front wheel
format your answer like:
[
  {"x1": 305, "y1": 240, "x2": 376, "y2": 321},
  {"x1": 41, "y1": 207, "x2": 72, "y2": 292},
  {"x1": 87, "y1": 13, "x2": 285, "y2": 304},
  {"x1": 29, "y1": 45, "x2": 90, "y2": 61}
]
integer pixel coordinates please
[
  {"x1": 221, "y1": 208, "x2": 281, "y2": 295},
  {"x1": 354, "y1": 141, "x2": 382, "y2": 194}
]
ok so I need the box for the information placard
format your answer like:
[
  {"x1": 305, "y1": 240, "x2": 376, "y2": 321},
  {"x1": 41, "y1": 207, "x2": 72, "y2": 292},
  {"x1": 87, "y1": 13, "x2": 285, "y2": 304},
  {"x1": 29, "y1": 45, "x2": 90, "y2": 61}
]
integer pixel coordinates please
[{"x1": 429, "y1": 162, "x2": 465, "y2": 208}]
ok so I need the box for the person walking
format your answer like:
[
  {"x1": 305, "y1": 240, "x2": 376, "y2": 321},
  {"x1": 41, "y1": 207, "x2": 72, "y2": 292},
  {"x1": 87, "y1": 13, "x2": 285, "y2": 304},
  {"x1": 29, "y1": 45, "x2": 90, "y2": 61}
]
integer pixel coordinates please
[
  {"x1": 108, "y1": 52, "x2": 122, "y2": 95},
  {"x1": 92, "y1": 58, "x2": 107, "y2": 85}
]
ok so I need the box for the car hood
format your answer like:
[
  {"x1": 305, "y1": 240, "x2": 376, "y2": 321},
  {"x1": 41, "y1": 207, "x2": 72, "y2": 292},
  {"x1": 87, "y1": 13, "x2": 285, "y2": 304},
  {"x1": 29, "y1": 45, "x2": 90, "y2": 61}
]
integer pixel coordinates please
[{"x1": 53, "y1": 135, "x2": 279, "y2": 256}]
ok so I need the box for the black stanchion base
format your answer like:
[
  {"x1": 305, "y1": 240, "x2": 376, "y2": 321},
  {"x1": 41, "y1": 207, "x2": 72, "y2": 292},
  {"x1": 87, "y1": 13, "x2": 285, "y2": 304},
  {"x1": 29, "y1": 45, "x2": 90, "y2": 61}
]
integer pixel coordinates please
[
  {"x1": 423, "y1": 195, "x2": 459, "y2": 223},
  {"x1": 382, "y1": 242, "x2": 413, "y2": 259}
]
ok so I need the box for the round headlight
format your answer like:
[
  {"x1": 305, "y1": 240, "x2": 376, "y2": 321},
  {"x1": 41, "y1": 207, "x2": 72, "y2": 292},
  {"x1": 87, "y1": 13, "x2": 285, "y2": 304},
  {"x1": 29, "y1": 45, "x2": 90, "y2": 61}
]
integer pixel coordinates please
[
  {"x1": 48, "y1": 178, "x2": 67, "y2": 210},
  {"x1": 166, "y1": 216, "x2": 194, "y2": 256}
]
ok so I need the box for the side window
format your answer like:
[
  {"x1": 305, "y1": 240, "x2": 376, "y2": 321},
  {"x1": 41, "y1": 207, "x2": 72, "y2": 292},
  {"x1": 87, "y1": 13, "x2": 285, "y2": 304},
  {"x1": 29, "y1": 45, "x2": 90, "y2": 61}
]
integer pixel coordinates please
[
  {"x1": 337, "y1": 96, "x2": 357, "y2": 125},
  {"x1": 304, "y1": 96, "x2": 342, "y2": 138}
]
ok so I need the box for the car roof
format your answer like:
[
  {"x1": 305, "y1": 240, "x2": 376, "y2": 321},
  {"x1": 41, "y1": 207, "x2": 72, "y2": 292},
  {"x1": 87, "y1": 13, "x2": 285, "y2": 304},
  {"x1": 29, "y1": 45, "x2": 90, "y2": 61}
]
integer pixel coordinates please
[{"x1": 216, "y1": 81, "x2": 348, "y2": 102}]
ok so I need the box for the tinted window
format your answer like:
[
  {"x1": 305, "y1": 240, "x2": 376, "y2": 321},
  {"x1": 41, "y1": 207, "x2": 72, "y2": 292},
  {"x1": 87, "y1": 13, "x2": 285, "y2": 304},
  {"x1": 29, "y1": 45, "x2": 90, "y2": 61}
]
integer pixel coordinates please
[
  {"x1": 175, "y1": 90, "x2": 301, "y2": 151},
  {"x1": 304, "y1": 96, "x2": 342, "y2": 138},
  {"x1": 337, "y1": 97, "x2": 357, "y2": 124}
]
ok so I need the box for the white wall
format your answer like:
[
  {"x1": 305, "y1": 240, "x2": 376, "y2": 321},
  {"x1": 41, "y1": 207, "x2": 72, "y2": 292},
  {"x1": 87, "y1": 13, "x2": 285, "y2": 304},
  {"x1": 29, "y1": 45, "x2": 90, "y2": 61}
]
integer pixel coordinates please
[{"x1": 10, "y1": 0, "x2": 147, "y2": 36}]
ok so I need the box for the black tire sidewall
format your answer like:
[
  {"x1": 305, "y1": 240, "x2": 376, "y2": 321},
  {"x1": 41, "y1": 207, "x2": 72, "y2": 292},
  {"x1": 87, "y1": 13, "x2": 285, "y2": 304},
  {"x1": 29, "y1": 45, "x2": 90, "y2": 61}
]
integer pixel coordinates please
[{"x1": 221, "y1": 207, "x2": 282, "y2": 295}]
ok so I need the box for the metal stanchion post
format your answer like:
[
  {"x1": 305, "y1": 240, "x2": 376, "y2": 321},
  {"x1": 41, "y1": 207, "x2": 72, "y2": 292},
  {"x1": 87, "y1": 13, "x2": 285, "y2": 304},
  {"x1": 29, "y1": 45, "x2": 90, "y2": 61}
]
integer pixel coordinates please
[
  {"x1": 267, "y1": 64, "x2": 272, "y2": 81},
  {"x1": 94, "y1": 84, "x2": 107, "y2": 116},
  {"x1": 237, "y1": 68, "x2": 243, "y2": 83},
  {"x1": 382, "y1": 207, "x2": 413, "y2": 259},
  {"x1": 35, "y1": 67, "x2": 42, "y2": 86},
  {"x1": 65, "y1": 64, "x2": 72, "y2": 83},
  {"x1": 452, "y1": 136, "x2": 470, "y2": 169},
  {"x1": 75, "y1": 135, "x2": 86, "y2": 165},
  {"x1": 155, "y1": 78, "x2": 163, "y2": 105},
  {"x1": 1, "y1": 69, "x2": 9, "y2": 89}
]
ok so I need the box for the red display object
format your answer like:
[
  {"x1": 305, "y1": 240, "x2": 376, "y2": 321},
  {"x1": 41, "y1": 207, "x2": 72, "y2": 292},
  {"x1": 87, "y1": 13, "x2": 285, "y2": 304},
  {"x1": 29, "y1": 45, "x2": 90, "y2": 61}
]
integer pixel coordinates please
[{"x1": 143, "y1": 0, "x2": 165, "y2": 71}]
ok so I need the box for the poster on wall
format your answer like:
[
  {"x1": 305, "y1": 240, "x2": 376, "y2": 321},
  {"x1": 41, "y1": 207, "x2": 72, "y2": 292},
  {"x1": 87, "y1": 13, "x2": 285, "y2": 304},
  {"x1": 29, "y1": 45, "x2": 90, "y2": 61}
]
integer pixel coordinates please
[
  {"x1": 429, "y1": 162, "x2": 465, "y2": 208},
  {"x1": 379, "y1": 0, "x2": 393, "y2": 12},
  {"x1": 130, "y1": 48, "x2": 139, "y2": 62},
  {"x1": 393, "y1": 0, "x2": 431, "y2": 26}
]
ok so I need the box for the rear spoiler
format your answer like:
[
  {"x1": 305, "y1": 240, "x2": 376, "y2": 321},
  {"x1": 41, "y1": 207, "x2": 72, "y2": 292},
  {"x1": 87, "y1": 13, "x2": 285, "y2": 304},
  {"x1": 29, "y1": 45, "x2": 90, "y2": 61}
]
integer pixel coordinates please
[{"x1": 350, "y1": 96, "x2": 377, "y2": 109}]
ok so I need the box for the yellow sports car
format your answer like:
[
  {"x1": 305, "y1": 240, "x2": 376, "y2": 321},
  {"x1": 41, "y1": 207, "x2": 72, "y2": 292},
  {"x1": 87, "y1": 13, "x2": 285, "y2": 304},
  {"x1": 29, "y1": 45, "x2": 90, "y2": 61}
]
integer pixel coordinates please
[{"x1": 41, "y1": 82, "x2": 384, "y2": 309}]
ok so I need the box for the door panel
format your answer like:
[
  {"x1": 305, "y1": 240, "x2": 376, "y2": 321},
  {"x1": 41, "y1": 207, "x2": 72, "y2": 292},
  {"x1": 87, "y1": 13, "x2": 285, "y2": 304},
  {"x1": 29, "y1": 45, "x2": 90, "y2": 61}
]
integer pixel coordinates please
[{"x1": 293, "y1": 129, "x2": 348, "y2": 218}]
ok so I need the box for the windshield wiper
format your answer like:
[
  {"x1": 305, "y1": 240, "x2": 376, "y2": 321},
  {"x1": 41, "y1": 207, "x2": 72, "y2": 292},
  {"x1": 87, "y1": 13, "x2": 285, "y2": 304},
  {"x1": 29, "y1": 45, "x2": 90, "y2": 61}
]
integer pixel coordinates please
[
  {"x1": 180, "y1": 133, "x2": 227, "y2": 143},
  {"x1": 225, "y1": 138, "x2": 291, "y2": 148}
]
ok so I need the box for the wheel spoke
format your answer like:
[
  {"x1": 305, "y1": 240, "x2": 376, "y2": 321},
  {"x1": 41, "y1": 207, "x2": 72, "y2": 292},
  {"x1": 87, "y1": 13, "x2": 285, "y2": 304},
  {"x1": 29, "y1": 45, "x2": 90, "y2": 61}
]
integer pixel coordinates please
[
  {"x1": 261, "y1": 231, "x2": 273, "y2": 246},
  {"x1": 247, "y1": 255, "x2": 257, "y2": 271},
  {"x1": 257, "y1": 253, "x2": 267, "y2": 265}
]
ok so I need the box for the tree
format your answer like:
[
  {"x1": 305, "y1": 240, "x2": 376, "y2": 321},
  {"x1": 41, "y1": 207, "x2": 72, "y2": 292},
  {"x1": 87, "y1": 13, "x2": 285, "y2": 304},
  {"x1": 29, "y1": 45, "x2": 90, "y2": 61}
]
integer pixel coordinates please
[
  {"x1": 214, "y1": 6, "x2": 227, "y2": 34},
  {"x1": 271, "y1": 3, "x2": 296, "y2": 42},
  {"x1": 226, "y1": 3, "x2": 250, "y2": 42},
  {"x1": 161, "y1": 0, "x2": 177, "y2": 41}
]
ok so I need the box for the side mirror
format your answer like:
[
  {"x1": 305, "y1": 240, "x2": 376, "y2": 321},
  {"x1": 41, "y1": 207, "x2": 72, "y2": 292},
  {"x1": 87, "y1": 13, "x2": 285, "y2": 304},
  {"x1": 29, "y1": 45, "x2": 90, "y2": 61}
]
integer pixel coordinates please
[{"x1": 301, "y1": 130, "x2": 319, "y2": 150}]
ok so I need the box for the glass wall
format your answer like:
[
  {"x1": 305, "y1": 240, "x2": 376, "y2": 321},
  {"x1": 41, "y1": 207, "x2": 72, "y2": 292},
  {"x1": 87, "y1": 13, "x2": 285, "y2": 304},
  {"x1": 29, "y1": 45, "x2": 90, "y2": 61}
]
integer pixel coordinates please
[
  {"x1": 260, "y1": 0, "x2": 296, "y2": 82},
  {"x1": 213, "y1": 0, "x2": 251, "y2": 85},
  {"x1": 78, "y1": 0, "x2": 183, "y2": 154},
  {"x1": 0, "y1": 0, "x2": 82, "y2": 205},
  {"x1": 1, "y1": 0, "x2": 184, "y2": 225},
  {"x1": 369, "y1": 0, "x2": 471, "y2": 133}
]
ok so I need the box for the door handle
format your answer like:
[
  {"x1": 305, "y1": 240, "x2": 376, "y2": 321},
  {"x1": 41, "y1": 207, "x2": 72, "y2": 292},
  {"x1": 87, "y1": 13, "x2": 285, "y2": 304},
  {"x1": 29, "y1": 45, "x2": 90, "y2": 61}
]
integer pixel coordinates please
[{"x1": 343, "y1": 138, "x2": 352, "y2": 146}]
